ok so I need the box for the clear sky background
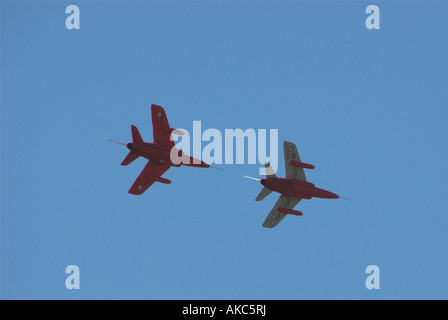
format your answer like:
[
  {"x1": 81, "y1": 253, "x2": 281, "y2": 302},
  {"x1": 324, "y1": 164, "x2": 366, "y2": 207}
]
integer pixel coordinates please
[{"x1": 1, "y1": 1, "x2": 447, "y2": 299}]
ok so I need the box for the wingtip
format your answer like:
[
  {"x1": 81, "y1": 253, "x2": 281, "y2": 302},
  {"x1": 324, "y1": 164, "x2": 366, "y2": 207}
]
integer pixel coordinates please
[{"x1": 151, "y1": 104, "x2": 163, "y2": 111}]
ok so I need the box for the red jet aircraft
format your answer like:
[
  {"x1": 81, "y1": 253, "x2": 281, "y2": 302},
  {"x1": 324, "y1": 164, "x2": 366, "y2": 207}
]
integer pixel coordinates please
[
  {"x1": 245, "y1": 141, "x2": 340, "y2": 228},
  {"x1": 110, "y1": 104, "x2": 209, "y2": 195}
]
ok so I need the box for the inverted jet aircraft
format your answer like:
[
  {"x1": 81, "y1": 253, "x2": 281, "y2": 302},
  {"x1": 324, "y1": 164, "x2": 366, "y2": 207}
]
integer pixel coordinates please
[
  {"x1": 110, "y1": 104, "x2": 209, "y2": 195},
  {"x1": 245, "y1": 141, "x2": 340, "y2": 228}
]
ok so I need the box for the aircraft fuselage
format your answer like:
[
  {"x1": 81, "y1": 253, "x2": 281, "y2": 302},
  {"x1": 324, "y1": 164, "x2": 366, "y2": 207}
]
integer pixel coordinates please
[
  {"x1": 127, "y1": 142, "x2": 209, "y2": 168},
  {"x1": 261, "y1": 177, "x2": 338, "y2": 199}
]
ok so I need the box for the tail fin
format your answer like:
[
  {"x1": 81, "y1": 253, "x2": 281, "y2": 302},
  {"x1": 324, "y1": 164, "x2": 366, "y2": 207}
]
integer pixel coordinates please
[
  {"x1": 131, "y1": 125, "x2": 143, "y2": 143},
  {"x1": 255, "y1": 187, "x2": 272, "y2": 201},
  {"x1": 121, "y1": 151, "x2": 139, "y2": 166}
]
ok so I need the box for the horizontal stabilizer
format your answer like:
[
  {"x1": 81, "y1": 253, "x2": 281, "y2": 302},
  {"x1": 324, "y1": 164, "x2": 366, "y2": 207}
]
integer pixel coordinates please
[
  {"x1": 264, "y1": 162, "x2": 276, "y2": 179},
  {"x1": 255, "y1": 187, "x2": 272, "y2": 201},
  {"x1": 121, "y1": 151, "x2": 139, "y2": 166},
  {"x1": 131, "y1": 125, "x2": 143, "y2": 144}
]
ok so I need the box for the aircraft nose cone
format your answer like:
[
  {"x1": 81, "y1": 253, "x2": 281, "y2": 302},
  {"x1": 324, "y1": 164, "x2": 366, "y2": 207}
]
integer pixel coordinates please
[
  {"x1": 261, "y1": 179, "x2": 266, "y2": 186},
  {"x1": 315, "y1": 188, "x2": 339, "y2": 199},
  {"x1": 127, "y1": 143, "x2": 133, "y2": 150},
  {"x1": 326, "y1": 191, "x2": 339, "y2": 199}
]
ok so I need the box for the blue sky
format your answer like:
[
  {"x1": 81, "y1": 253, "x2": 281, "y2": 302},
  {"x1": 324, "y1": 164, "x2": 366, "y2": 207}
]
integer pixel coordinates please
[{"x1": 1, "y1": 1, "x2": 447, "y2": 299}]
